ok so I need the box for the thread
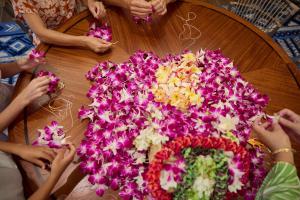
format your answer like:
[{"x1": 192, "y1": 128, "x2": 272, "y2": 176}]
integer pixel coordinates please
[
  {"x1": 177, "y1": 12, "x2": 202, "y2": 49},
  {"x1": 40, "y1": 92, "x2": 75, "y2": 133}
]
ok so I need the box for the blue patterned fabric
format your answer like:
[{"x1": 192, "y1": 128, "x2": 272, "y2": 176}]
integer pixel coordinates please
[
  {"x1": 0, "y1": 22, "x2": 34, "y2": 85},
  {"x1": 273, "y1": 11, "x2": 300, "y2": 69}
]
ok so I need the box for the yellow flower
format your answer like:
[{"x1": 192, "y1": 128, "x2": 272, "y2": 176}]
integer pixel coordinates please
[
  {"x1": 182, "y1": 52, "x2": 196, "y2": 63},
  {"x1": 189, "y1": 92, "x2": 203, "y2": 106},
  {"x1": 190, "y1": 65, "x2": 201, "y2": 74},
  {"x1": 152, "y1": 87, "x2": 167, "y2": 102},
  {"x1": 156, "y1": 65, "x2": 172, "y2": 84},
  {"x1": 168, "y1": 76, "x2": 181, "y2": 87}
]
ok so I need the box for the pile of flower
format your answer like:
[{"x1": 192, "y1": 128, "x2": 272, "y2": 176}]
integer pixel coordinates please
[
  {"x1": 36, "y1": 70, "x2": 61, "y2": 93},
  {"x1": 77, "y1": 49, "x2": 269, "y2": 199},
  {"x1": 87, "y1": 20, "x2": 112, "y2": 42},
  {"x1": 33, "y1": 121, "x2": 67, "y2": 148}
]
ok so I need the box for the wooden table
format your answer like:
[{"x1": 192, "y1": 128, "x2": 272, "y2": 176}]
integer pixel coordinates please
[{"x1": 9, "y1": 1, "x2": 300, "y2": 199}]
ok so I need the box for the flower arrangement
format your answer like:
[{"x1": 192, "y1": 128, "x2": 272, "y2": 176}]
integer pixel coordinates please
[
  {"x1": 78, "y1": 49, "x2": 269, "y2": 199},
  {"x1": 33, "y1": 121, "x2": 67, "y2": 148},
  {"x1": 36, "y1": 70, "x2": 61, "y2": 93},
  {"x1": 146, "y1": 135, "x2": 250, "y2": 200},
  {"x1": 87, "y1": 20, "x2": 112, "y2": 42}
]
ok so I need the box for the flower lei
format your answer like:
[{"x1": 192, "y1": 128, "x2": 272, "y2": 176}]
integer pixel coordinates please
[
  {"x1": 78, "y1": 49, "x2": 268, "y2": 199},
  {"x1": 36, "y1": 70, "x2": 61, "y2": 93},
  {"x1": 146, "y1": 135, "x2": 250, "y2": 200},
  {"x1": 33, "y1": 121, "x2": 67, "y2": 148},
  {"x1": 87, "y1": 20, "x2": 112, "y2": 42}
]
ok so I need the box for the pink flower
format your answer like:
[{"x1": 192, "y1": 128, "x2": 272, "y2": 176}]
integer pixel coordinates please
[{"x1": 36, "y1": 70, "x2": 60, "y2": 93}]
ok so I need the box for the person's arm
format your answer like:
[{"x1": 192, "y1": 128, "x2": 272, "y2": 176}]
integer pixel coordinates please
[
  {"x1": 82, "y1": 0, "x2": 107, "y2": 18},
  {"x1": 28, "y1": 144, "x2": 76, "y2": 200},
  {"x1": 0, "y1": 141, "x2": 56, "y2": 168},
  {"x1": 0, "y1": 77, "x2": 50, "y2": 133},
  {"x1": 253, "y1": 118, "x2": 300, "y2": 200},
  {"x1": 255, "y1": 162, "x2": 300, "y2": 200},
  {"x1": 0, "y1": 62, "x2": 23, "y2": 78},
  {"x1": 0, "y1": 57, "x2": 45, "y2": 78},
  {"x1": 23, "y1": 13, "x2": 111, "y2": 53}
]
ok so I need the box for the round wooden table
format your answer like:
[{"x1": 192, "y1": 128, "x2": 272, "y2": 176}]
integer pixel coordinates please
[{"x1": 9, "y1": 1, "x2": 300, "y2": 199}]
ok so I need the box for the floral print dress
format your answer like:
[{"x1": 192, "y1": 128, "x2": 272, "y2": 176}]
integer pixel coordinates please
[{"x1": 12, "y1": 0, "x2": 80, "y2": 45}]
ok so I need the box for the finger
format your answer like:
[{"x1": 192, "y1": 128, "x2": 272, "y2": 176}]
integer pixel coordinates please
[
  {"x1": 272, "y1": 122, "x2": 284, "y2": 131},
  {"x1": 34, "y1": 76, "x2": 50, "y2": 85},
  {"x1": 36, "y1": 78, "x2": 51, "y2": 87},
  {"x1": 65, "y1": 143, "x2": 76, "y2": 160},
  {"x1": 37, "y1": 85, "x2": 49, "y2": 92},
  {"x1": 131, "y1": 11, "x2": 150, "y2": 17},
  {"x1": 132, "y1": 0, "x2": 152, "y2": 9},
  {"x1": 43, "y1": 148, "x2": 57, "y2": 160},
  {"x1": 157, "y1": 8, "x2": 167, "y2": 15},
  {"x1": 94, "y1": 4, "x2": 101, "y2": 15},
  {"x1": 151, "y1": 0, "x2": 162, "y2": 7},
  {"x1": 55, "y1": 149, "x2": 67, "y2": 161},
  {"x1": 39, "y1": 152, "x2": 54, "y2": 163},
  {"x1": 131, "y1": 6, "x2": 153, "y2": 13},
  {"x1": 90, "y1": 6, "x2": 98, "y2": 19},
  {"x1": 253, "y1": 118, "x2": 269, "y2": 135},
  {"x1": 98, "y1": 39, "x2": 111, "y2": 45},
  {"x1": 278, "y1": 109, "x2": 300, "y2": 122},
  {"x1": 34, "y1": 159, "x2": 46, "y2": 169},
  {"x1": 279, "y1": 117, "x2": 297, "y2": 130}
]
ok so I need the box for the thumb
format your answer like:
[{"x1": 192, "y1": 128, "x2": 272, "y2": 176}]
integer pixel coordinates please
[
  {"x1": 279, "y1": 117, "x2": 296, "y2": 130},
  {"x1": 34, "y1": 159, "x2": 45, "y2": 169}
]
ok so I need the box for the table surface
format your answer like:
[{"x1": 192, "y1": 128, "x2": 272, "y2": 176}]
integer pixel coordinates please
[{"x1": 9, "y1": 1, "x2": 300, "y2": 199}]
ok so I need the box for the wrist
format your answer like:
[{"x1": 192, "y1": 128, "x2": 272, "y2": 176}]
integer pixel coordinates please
[
  {"x1": 274, "y1": 151, "x2": 294, "y2": 164},
  {"x1": 49, "y1": 170, "x2": 62, "y2": 182},
  {"x1": 8, "y1": 143, "x2": 23, "y2": 156},
  {"x1": 79, "y1": 36, "x2": 89, "y2": 48},
  {"x1": 15, "y1": 93, "x2": 30, "y2": 107}
]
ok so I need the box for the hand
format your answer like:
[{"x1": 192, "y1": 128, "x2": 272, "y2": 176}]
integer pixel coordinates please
[
  {"x1": 88, "y1": 0, "x2": 106, "y2": 19},
  {"x1": 253, "y1": 118, "x2": 294, "y2": 164},
  {"x1": 278, "y1": 109, "x2": 300, "y2": 143},
  {"x1": 128, "y1": 0, "x2": 152, "y2": 18},
  {"x1": 16, "y1": 144, "x2": 56, "y2": 169},
  {"x1": 253, "y1": 118, "x2": 292, "y2": 152},
  {"x1": 50, "y1": 143, "x2": 76, "y2": 178},
  {"x1": 84, "y1": 36, "x2": 111, "y2": 53},
  {"x1": 151, "y1": 0, "x2": 168, "y2": 16},
  {"x1": 17, "y1": 57, "x2": 46, "y2": 73},
  {"x1": 17, "y1": 76, "x2": 50, "y2": 106}
]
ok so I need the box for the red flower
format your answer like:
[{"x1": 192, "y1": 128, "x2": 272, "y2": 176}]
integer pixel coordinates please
[{"x1": 146, "y1": 135, "x2": 250, "y2": 199}]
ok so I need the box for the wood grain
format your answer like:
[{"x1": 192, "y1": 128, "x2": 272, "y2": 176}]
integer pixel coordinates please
[{"x1": 9, "y1": 1, "x2": 300, "y2": 199}]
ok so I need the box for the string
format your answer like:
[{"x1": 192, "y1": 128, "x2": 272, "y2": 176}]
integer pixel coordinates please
[
  {"x1": 38, "y1": 83, "x2": 75, "y2": 133},
  {"x1": 177, "y1": 12, "x2": 202, "y2": 49}
]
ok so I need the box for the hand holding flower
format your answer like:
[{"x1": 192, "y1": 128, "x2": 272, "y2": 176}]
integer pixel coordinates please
[
  {"x1": 16, "y1": 76, "x2": 50, "y2": 106},
  {"x1": 151, "y1": 0, "x2": 169, "y2": 16},
  {"x1": 16, "y1": 144, "x2": 56, "y2": 169},
  {"x1": 253, "y1": 118, "x2": 294, "y2": 164},
  {"x1": 17, "y1": 56, "x2": 46, "y2": 73},
  {"x1": 128, "y1": 0, "x2": 152, "y2": 18},
  {"x1": 84, "y1": 36, "x2": 112, "y2": 53},
  {"x1": 88, "y1": 0, "x2": 107, "y2": 19},
  {"x1": 50, "y1": 143, "x2": 76, "y2": 179},
  {"x1": 278, "y1": 108, "x2": 300, "y2": 143}
]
